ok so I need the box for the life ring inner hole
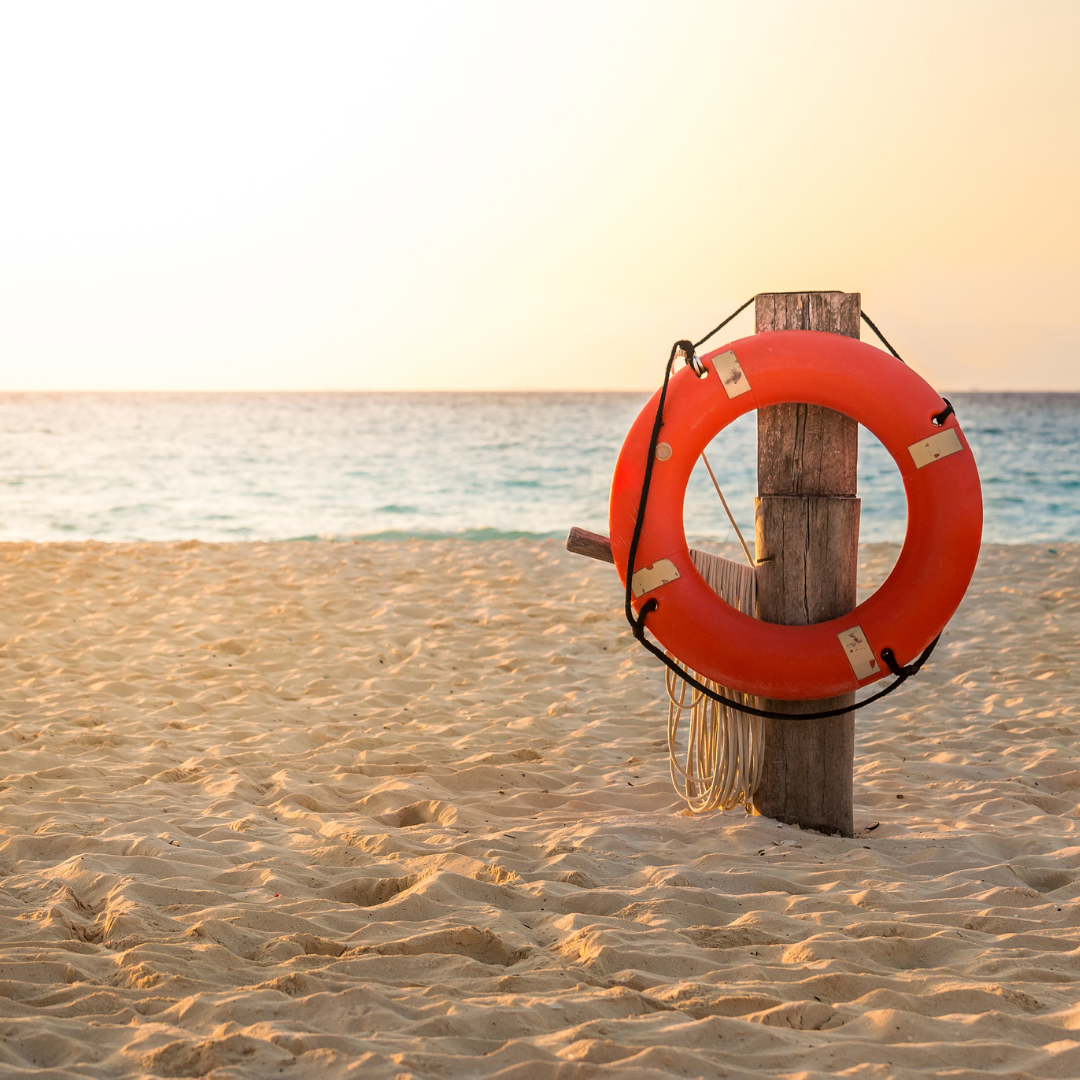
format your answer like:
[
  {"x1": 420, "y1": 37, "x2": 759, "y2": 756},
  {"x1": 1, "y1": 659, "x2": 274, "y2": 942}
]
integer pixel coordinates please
[{"x1": 682, "y1": 408, "x2": 909, "y2": 617}]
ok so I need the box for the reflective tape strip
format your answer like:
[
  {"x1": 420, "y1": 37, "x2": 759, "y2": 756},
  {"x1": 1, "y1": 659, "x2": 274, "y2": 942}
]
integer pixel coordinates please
[
  {"x1": 908, "y1": 427, "x2": 963, "y2": 469},
  {"x1": 631, "y1": 558, "x2": 681, "y2": 599},
  {"x1": 713, "y1": 351, "x2": 752, "y2": 399},
  {"x1": 838, "y1": 625, "x2": 880, "y2": 680}
]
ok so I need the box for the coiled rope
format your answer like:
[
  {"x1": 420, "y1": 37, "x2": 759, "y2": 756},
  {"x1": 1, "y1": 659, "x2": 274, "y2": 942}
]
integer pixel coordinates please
[{"x1": 667, "y1": 549, "x2": 762, "y2": 813}]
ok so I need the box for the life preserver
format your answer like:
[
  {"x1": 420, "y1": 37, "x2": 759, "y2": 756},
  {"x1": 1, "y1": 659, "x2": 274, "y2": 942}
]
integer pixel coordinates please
[{"x1": 609, "y1": 330, "x2": 982, "y2": 701}]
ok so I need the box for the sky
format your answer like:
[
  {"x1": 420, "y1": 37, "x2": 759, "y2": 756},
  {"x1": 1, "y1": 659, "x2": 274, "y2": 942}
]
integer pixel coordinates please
[{"x1": 1, "y1": 1, "x2": 1077, "y2": 392}]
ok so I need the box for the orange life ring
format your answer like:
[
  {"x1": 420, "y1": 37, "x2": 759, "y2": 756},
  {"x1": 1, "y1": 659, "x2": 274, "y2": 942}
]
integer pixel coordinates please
[{"x1": 609, "y1": 330, "x2": 982, "y2": 701}]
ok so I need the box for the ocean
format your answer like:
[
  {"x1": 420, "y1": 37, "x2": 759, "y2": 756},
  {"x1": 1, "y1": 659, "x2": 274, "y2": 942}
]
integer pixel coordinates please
[{"x1": 0, "y1": 392, "x2": 1075, "y2": 545}]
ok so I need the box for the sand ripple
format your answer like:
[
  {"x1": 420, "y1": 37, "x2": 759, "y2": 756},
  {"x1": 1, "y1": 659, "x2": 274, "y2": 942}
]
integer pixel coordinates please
[{"x1": 0, "y1": 539, "x2": 1077, "y2": 1078}]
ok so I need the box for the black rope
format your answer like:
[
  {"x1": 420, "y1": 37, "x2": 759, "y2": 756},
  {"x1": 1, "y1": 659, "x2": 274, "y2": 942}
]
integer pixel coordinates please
[
  {"x1": 860, "y1": 310, "x2": 904, "y2": 362},
  {"x1": 880, "y1": 641, "x2": 939, "y2": 679},
  {"x1": 623, "y1": 300, "x2": 943, "y2": 722},
  {"x1": 693, "y1": 296, "x2": 756, "y2": 352},
  {"x1": 860, "y1": 312, "x2": 957, "y2": 426},
  {"x1": 932, "y1": 398, "x2": 955, "y2": 426},
  {"x1": 673, "y1": 339, "x2": 703, "y2": 377}
]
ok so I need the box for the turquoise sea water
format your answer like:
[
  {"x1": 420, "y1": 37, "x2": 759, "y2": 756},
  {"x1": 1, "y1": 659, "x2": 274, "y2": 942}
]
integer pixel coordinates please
[{"x1": 0, "y1": 392, "x2": 1075, "y2": 544}]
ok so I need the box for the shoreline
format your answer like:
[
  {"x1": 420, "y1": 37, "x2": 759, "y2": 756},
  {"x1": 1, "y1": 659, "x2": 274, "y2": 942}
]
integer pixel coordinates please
[{"x1": 0, "y1": 536, "x2": 1074, "y2": 545}]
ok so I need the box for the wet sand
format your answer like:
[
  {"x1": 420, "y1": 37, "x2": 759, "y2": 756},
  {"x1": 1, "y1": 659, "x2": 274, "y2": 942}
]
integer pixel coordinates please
[{"x1": 0, "y1": 538, "x2": 1077, "y2": 1079}]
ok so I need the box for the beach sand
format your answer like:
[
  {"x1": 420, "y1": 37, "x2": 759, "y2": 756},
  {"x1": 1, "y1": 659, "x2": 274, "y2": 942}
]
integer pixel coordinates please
[{"x1": 0, "y1": 538, "x2": 1077, "y2": 1079}]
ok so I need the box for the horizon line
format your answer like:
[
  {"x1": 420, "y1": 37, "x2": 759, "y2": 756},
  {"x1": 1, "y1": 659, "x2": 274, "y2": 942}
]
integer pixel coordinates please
[{"x1": 2, "y1": 386, "x2": 1079, "y2": 395}]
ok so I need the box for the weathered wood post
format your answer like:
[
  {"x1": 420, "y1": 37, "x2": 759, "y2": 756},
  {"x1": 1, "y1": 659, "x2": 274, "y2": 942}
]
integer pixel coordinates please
[{"x1": 754, "y1": 291, "x2": 861, "y2": 836}]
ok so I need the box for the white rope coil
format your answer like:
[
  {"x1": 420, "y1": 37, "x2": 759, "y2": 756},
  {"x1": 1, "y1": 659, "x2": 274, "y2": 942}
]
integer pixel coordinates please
[{"x1": 667, "y1": 549, "x2": 764, "y2": 814}]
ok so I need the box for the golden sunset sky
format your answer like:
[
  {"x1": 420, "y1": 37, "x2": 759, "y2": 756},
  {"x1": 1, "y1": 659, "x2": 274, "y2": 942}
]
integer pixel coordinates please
[{"x1": 2, "y1": 1, "x2": 1077, "y2": 391}]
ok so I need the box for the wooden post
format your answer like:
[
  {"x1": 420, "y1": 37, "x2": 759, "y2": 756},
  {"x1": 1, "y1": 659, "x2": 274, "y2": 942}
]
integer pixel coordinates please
[{"x1": 754, "y1": 292, "x2": 861, "y2": 837}]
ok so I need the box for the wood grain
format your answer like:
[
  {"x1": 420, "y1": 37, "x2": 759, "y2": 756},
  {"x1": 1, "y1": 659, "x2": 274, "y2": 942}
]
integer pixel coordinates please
[
  {"x1": 757, "y1": 404, "x2": 858, "y2": 496},
  {"x1": 754, "y1": 291, "x2": 861, "y2": 837},
  {"x1": 565, "y1": 527, "x2": 615, "y2": 564},
  {"x1": 754, "y1": 496, "x2": 860, "y2": 625},
  {"x1": 756, "y1": 292, "x2": 859, "y2": 497}
]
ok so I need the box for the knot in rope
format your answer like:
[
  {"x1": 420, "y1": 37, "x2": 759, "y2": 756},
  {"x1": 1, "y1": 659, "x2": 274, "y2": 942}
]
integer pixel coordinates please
[{"x1": 674, "y1": 339, "x2": 704, "y2": 377}]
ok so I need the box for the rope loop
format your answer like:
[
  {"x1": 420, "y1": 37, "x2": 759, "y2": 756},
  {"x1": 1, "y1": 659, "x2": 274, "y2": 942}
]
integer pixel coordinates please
[
  {"x1": 879, "y1": 647, "x2": 905, "y2": 677},
  {"x1": 674, "y1": 339, "x2": 705, "y2": 377},
  {"x1": 881, "y1": 634, "x2": 940, "y2": 679},
  {"x1": 632, "y1": 598, "x2": 658, "y2": 640},
  {"x1": 932, "y1": 398, "x2": 955, "y2": 426}
]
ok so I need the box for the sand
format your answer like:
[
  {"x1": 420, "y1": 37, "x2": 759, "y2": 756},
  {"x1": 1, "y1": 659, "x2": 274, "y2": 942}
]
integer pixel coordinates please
[{"x1": 0, "y1": 537, "x2": 1077, "y2": 1080}]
